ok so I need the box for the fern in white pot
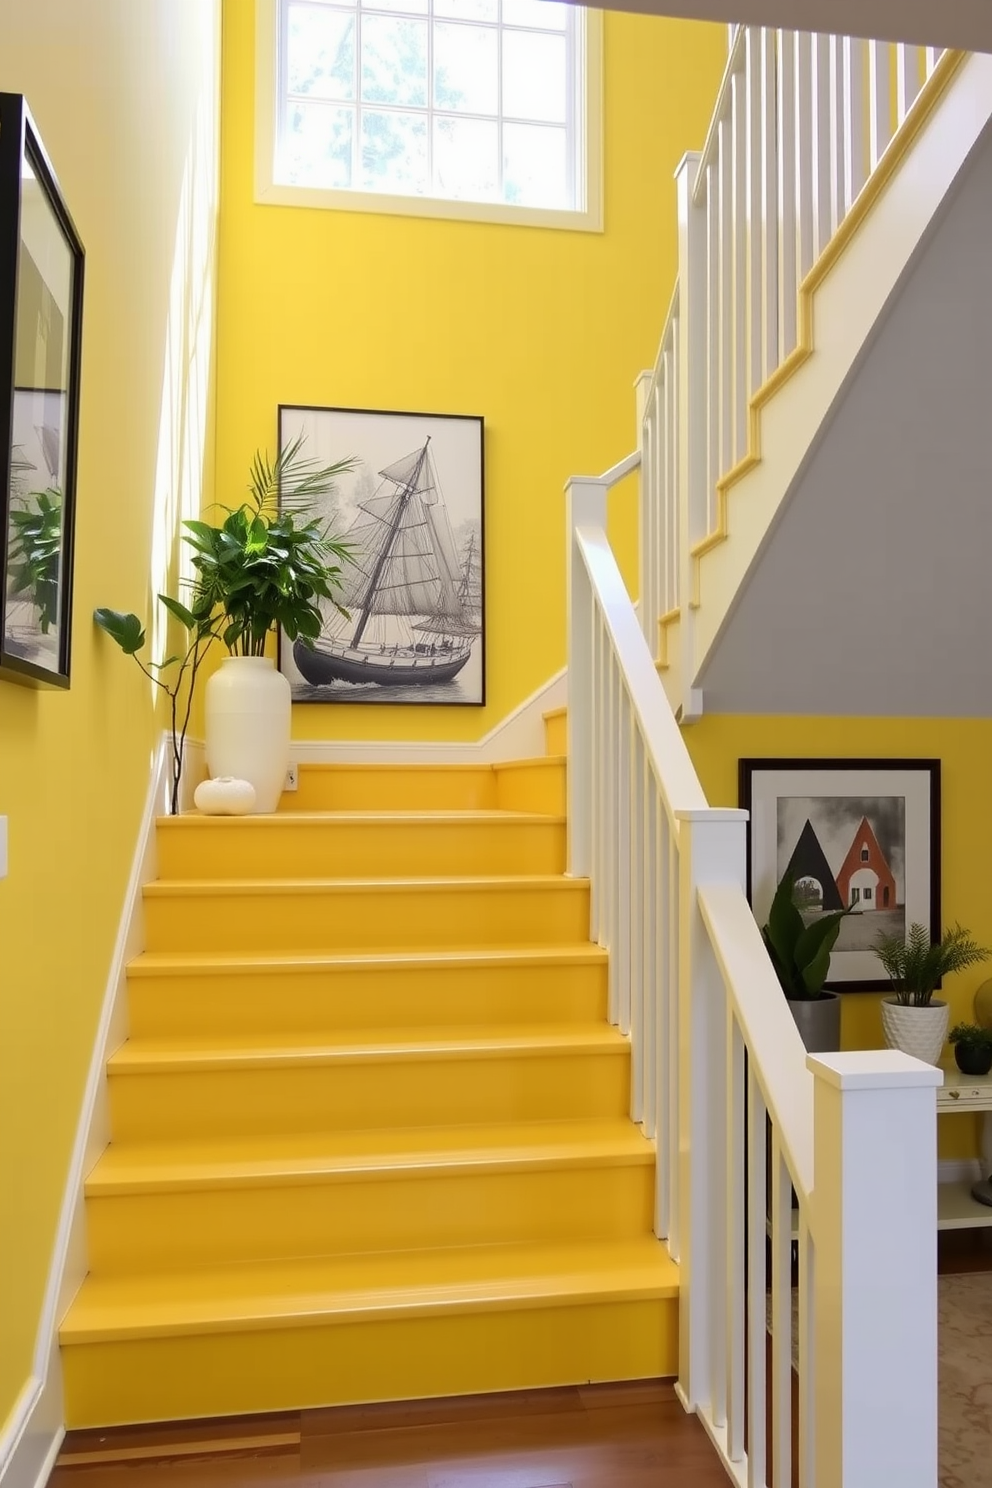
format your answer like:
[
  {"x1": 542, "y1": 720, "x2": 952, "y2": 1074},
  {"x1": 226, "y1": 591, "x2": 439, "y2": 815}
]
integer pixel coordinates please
[{"x1": 874, "y1": 923, "x2": 990, "y2": 1065}]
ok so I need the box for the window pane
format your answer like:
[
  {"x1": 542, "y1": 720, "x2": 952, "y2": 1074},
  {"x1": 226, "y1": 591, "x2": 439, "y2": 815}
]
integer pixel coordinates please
[
  {"x1": 435, "y1": 0, "x2": 497, "y2": 21},
  {"x1": 501, "y1": 0, "x2": 566, "y2": 28},
  {"x1": 503, "y1": 121, "x2": 567, "y2": 206},
  {"x1": 434, "y1": 115, "x2": 498, "y2": 199},
  {"x1": 434, "y1": 23, "x2": 498, "y2": 114},
  {"x1": 281, "y1": 102, "x2": 354, "y2": 186},
  {"x1": 502, "y1": 30, "x2": 565, "y2": 121},
  {"x1": 362, "y1": 0, "x2": 429, "y2": 15},
  {"x1": 360, "y1": 108, "x2": 429, "y2": 192},
  {"x1": 287, "y1": 5, "x2": 356, "y2": 100},
  {"x1": 361, "y1": 15, "x2": 428, "y2": 104}
]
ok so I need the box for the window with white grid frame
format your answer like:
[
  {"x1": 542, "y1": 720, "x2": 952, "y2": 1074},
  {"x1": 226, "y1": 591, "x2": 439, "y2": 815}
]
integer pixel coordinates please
[{"x1": 260, "y1": 0, "x2": 602, "y2": 228}]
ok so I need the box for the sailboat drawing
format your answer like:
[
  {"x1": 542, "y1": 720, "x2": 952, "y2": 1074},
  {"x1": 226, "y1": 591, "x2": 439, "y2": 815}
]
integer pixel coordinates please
[{"x1": 292, "y1": 437, "x2": 482, "y2": 690}]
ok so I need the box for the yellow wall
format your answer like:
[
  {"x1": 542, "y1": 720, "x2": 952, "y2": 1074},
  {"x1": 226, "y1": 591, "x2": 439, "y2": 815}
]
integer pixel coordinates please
[
  {"x1": 216, "y1": 2, "x2": 728, "y2": 741},
  {"x1": 0, "y1": 0, "x2": 219, "y2": 1433},
  {"x1": 683, "y1": 714, "x2": 992, "y2": 1160}
]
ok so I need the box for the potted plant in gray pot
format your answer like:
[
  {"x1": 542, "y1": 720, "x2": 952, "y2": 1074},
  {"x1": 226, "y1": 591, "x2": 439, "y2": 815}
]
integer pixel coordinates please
[
  {"x1": 760, "y1": 873, "x2": 853, "y2": 1052},
  {"x1": 873, "y1": 923, "x2": 991, "y2": 1066}
]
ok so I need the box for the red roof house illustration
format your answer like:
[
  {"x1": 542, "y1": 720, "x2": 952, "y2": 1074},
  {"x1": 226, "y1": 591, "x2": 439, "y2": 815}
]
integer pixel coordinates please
[{"x1": 834, "y1": 816, "x2": 897, "y2": 912}]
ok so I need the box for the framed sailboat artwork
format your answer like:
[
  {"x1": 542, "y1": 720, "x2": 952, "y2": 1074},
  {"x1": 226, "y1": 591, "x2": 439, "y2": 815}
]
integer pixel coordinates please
[{"x1": 277, "y1": 404, "x2": 485, "y2": 706}]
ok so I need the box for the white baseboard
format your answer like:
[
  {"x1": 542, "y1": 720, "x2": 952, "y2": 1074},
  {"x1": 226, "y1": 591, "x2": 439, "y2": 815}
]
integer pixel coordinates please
[
  {"x1": 939, "y1": 1158, "x2": 983, "y2": 1185},
  {"x1": 186, "y1": 668, "x2": 568, "y2": 776},
  {"x1": 0, "y1": 737, "x2": 171, "y2": 1488}
]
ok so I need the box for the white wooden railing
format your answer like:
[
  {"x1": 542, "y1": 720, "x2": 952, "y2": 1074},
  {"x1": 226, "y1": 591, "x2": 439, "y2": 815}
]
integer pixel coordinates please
[
  {"x1": 567, "y1": 465, "x2": 942, "y2": 1487},
  {"x1": 637, "y1": 29, "x2": 950, "y2": 682}
]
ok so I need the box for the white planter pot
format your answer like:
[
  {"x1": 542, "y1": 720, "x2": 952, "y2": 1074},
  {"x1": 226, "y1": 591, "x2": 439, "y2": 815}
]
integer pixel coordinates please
[
  {"x1": 880, "y1": 997, "x2": 949, "y2": 1066},
  {"x1": 204, "y1": 656, "x2": 291, "y2": 814}
]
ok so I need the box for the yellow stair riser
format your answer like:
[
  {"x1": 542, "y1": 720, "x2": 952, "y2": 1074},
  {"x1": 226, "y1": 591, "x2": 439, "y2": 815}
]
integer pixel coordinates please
[
  {"x1": 543, "y1": 711, "x2": 567, "y2": 756},
  {"x1": 107, "y1": 1051, "x2": 631, "y2": 1142},
  {"x1": 84, "y1": 1163, "x2": 655, "y2": 1274},
  {"x1": 126, "y1": 958, "x2": 608, "y2": 1039},
  {"x1": 287, "y1": 766, "x2": 500, "y2": 812},
  {"x1": 495, "y1": 760, "x2": 566, "y2": 815},
  {"x1": 155, "y1": 818, "x2": 566, "y2": 881},
  {"x1": 61, "y1": 1296, "x2": 678, "y2": 1428},
  {"x1": 141, "y1": 881, "x2": 591, "y2": 955}
]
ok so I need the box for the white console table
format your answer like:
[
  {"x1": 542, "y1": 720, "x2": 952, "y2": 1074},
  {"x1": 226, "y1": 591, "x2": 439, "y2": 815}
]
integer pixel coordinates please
[{"x1": 937, "y1": 1063, "x2": 992, "y2": 1229}]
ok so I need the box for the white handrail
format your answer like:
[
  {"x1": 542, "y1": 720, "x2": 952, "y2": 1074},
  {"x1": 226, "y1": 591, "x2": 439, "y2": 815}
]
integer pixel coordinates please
[{"x1": 566, "y1": 475, "x2": 942, "y2": 1486}]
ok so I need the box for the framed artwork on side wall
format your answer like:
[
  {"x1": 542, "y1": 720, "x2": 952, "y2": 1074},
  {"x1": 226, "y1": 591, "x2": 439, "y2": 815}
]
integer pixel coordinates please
[
  {"x1": 0, "y1": 94, "x2": 84, "y2": 689},
  {"x1": 277, "y1": 404, "x2": 485, "y2": 706},
  {"x1": 739, "y1": 757, "x2": 941, "y2": 991}
]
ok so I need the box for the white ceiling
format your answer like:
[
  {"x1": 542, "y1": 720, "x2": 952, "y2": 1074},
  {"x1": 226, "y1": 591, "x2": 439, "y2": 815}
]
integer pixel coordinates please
[
  {"x1": 578, "y1": 0, "x2": 992, "y2": 53},
  {"x1": 695, "y1": 118, "x2": 992, "y2": 717}
]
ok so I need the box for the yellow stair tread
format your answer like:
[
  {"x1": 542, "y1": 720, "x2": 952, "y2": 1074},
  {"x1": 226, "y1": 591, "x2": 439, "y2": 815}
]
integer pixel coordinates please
[
  {"x1": 86, "y1": 1119, "x2": 655, "y2": 1193},
  {"x1": 128, "y1": 944, "x2": 608, "y2": 976},
  {"x1": 494, "y1": 756, "x2": 565, "y2": 771},
  {"x1": 107, "y1": 1024, "x2": 629, "y2": 1073},
  {"x1": 161, "y1": 810, "x2": 565, "y2": 826},
  {"x1": 60, "y1": 1238, "x2": 679, "y2": 1343},
  {"x1": 144, "y1": 874, "x2": 587, "y2": 897}
]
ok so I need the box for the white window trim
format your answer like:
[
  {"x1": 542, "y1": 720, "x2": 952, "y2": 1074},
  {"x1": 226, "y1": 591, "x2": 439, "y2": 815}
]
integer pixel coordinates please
[{"x1": 254, "y1": 0, "x2": 603, "y2": 232}]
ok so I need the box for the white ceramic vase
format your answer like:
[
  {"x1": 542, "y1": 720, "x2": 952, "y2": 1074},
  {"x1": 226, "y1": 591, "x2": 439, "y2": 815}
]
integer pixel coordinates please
[
  {"x1": 204, "y1": 656, "x2": 291, "y2": 814},
  {"x1": 880, "y1": 997, "x2": 949, "y2": 1066}
]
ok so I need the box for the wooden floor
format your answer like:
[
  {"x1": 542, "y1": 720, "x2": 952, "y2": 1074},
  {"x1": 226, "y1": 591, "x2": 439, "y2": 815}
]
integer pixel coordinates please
[{"x1": 50, "y1": 1380, "x2": 731, "y2": 1487}]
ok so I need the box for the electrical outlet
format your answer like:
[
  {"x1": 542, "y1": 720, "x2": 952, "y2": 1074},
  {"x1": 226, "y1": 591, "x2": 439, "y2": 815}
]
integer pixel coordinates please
[{"x1": 284, "y1": 763, "x2": 299, "y2": 791}]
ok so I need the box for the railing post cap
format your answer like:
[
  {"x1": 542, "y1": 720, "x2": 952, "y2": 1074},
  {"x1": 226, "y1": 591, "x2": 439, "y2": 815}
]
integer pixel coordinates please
[
  {"x1": 807, "y1": 1049, "x2": 944, "y2": 1091},
  {"x1": 674, "y1": 807, "x2": 748, "y2": 823}
]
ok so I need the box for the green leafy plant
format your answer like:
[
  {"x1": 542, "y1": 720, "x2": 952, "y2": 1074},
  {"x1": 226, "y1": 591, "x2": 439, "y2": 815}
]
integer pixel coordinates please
[
  {"x1": 95, "y1": 436, "x2": 356, "y2": 814},
  {"x1": 761, "y1": 873, "x2": 853, "y2": 1001},
  {"x1": 949, "y1": 1023, "x2": 992, "y2": 1052},
  {"x1": 8, "y1": 486, "x2": 61, "y2": 633},
  {"x1": 873, "y1": 923, "x2": 991, "y2": 1007}
]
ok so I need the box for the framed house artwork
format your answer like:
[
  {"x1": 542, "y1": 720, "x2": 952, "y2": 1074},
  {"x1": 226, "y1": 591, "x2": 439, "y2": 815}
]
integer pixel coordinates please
[
  {"x1": 739, "y1": 758, "x2": 941, "y2": 991},
  {"x1": 277, "y1": 404, "x2": 485, "y2": 707},
  {"x1": 0, "y1": 94, "x2": 84, "y2": 688}
]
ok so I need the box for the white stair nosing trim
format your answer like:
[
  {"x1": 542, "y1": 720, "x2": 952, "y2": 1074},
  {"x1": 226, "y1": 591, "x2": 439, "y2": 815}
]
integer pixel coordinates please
[
  {"x1": 186, "y1": 670, "x2": 566, "y2": 772},
  {"x1": 0, "y1": 735, "x2": 171, "y2": 1487}
]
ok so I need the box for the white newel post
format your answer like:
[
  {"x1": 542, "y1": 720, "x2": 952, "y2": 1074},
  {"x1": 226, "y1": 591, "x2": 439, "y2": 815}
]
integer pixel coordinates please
[
  {"x1": 675, "y1": 808, "x2": 748, "y2": 1414},
  {"x1": 566, "y1": 478, "x2": 608, "y2": 878},
  {"x1": 808, "y1": 1051, "x2": 942, "y2": 1488},
  {"x1": 674, "y1": 151, "x2": 706, "y2": 724}
]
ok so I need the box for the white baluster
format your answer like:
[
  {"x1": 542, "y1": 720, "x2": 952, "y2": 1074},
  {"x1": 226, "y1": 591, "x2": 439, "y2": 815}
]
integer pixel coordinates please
[
  {"x1": 925, "y1": 45, "x2": 941, "y2": 78},
  {"x1": 746, "y1": 1068, "x2": 767, "y2": 1488},
  {"x1": 868, "y1": 39, "x2": 891, "y2": 171},
  {"x1": 661, "y1": 355, "x2": 673, "y2": 611},
  {"x1": 666, "y1": 823, "x2": 679, "y2": 1255},
  {"x1": 565, "y1": 476, "x2": 606, "y2": 879},
  {"x1": 635, "y1": 369, "x2": 653, "y2": 648},
  {"x1": 809, "y1": 1051, "x2": 942, "y2": 1488},
  {"x1": 798, "y1": 1213, "x2": 815, "y2": 1487},
  {"x1": 770, "y1": 1131, "x2": 792, "y2": 1488},
  {"x1": 640, "y1": 747, "x2": 656, "y2": 1139},
  {"x1": 718, "y1": 117, "x2": 732, "y2": 480},
  {"x1": 731, "y1": 69, "x2": 747, "y2": 465},
  {"x1": 669, "y1": 333, "x2": 680, "y2": 608},
  {"x1": 675, "y1": 808, "x2": 748, "y2": 1411},
  {"x1": 759, "y1": 28, "x2": 778, "y2": 382},
  {"x1": 794, "y1": 31, "x2": 814, "y2": 286},
  {"x1": 811, "y1": 34, "x2": 832, "y2": 259},
  {"x1": 829, "y1": 34, "x2": 846, "y2": 231},
  {"x1": 705, "y1": 169, "x2": 719, "y2": 529},
  {"x1": 896, "y1": 43, "x2": 919, "y2": 124},
  {"x1": 675, "y1": 151, "x2": 706, "y2": 720},
  {"x1": 626, "y1": 720, "x2": 643, "y2": 1084},
  {"x1": 605, "y1": 652, "x2": 618, "y2": 1022},
  {"x1": 777, "y1": 29, "x2": 798, "y2": 360},
  {"x1": 725, "y1": 1009, "x2": 745, "y2": 1460},
  {"x1": 844, "y1": 37, "x2": 867, "y2": 209},
  {"x1": 589, "y1": 610, "x2": 602, "y2": 942},
  {"x1": 745, "y1": 30, "x2": 762, "y2": 403}
]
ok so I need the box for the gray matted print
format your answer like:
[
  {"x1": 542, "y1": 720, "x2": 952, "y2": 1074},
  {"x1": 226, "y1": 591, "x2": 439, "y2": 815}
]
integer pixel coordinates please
[
  {"x1": 740, "y1": 759, "x2": 940, "y2": 991},
  {"x1": 777, "y1": 795, "x2": 906, "y2": 952},
  {"x1": 277, "y1": 404, "x2": 484, "y2": 706}
]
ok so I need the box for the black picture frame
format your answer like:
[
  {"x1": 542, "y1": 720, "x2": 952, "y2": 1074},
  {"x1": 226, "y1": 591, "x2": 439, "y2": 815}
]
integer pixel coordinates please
[
  {"x1": 277, "y1": 404, "x2": 485, "y2": 706},
  {"x1": 0, "y1": 94, "x2": 84, "y2": 689},
  {"x1": 739, "y1": 757, "x2": 941, "y2": 991}
]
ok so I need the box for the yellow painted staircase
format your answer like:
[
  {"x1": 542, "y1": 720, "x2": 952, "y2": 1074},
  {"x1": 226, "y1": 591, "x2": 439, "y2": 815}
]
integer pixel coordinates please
[{"x1": 59, "y1": 711, "x2": 678, "y2": 1426}]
